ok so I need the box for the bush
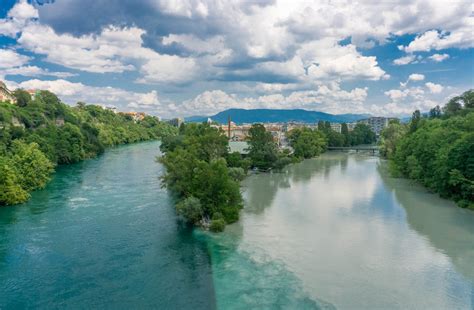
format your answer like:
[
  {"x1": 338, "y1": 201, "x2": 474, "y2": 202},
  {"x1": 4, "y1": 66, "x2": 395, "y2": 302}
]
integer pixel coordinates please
[
  {"x1": 228, "y1": 167, "x2": 246, "y2": 181},
  {"x1": 210, "y1": 219, "x2": 226, "y2": 232},
  {"x1": 176, "y1": 196, "x2": 203, "y2": 224}
]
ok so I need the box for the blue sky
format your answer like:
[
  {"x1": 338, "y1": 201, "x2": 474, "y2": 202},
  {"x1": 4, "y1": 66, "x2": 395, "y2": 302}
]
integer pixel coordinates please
[{"x1": 0, "y1": 0, "x2": 473, "y2": 118}]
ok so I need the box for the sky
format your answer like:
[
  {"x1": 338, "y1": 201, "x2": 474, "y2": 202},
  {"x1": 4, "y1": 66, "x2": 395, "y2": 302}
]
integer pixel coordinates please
[{"x1": 0, "y1": 0, "x2": 473, "y2": 118}]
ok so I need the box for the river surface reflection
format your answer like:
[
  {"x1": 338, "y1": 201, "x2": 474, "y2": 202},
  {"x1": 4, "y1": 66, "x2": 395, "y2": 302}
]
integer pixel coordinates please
[{"x1": 204, "y1": 152, "x2": 474, "y2": 309}]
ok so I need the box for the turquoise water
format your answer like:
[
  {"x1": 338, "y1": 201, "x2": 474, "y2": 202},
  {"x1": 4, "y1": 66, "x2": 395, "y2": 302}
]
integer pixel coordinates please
[
  {"x1": 1, "y1": 143, "x2": 473, "y2": 309},
  {"x1": 0, "y1": 142, "x2": 215, "y2": 309}
]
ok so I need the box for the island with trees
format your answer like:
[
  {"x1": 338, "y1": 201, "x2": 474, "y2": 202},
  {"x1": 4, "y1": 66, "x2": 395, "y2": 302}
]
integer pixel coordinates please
[{"x1": 158, "y1": 119, "x2": 377, "y2": 231}]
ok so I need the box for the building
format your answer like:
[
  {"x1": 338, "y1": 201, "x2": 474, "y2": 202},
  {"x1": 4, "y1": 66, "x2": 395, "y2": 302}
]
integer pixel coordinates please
[
  {"x1": 346, "y1": 122, "x2": 357, "y2": 131},
  {"x1": 330, "y1": 123, "x2": 342, "y2": 133},
  {"x1": 119, "y1": 111, "x2": 146, "y2": 122},
  {"x1": 26, "y1": 89, "x2": 40, "y2": 100},
  {"x1": 357, "y1": 117, "x2": 398, "y2": 136},
  {"x1": 168, "y1": 117, "x2": 184, "y2": 127},
  {"x1": 0, "y1": 81, "x2": 16, "y2": 104}
]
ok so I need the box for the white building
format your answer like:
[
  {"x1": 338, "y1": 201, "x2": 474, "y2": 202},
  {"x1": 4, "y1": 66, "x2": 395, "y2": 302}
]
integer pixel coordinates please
[
  {"x1": 330, "y1": 123, "x2": 342, "y2": 133},
  {"x1": 357, "y1": 117, "x2": 398, "y2": 136},
  {"x1": 0, "y1": 81, "x2": 16, "y2": 104}
]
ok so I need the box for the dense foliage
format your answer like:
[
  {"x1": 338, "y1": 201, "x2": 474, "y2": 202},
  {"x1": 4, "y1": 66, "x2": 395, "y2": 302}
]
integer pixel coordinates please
[
  {"x1": 246, "y1": 124, "x2": 293, "y2": 170},
  {"x1": 380, "y1": 90, "x2": 474, "y2": 209},
  {"x1": 287, "y1": 127, "x2": 327, "y2": 159},
  {"x1": 159, "y1": 123, "x2": 244, "y2": 231},
  {"x1": 0, "y1": 90, "x2": 176, "y2": 206},
  {"x1": 317, "y1": 121, "x2": 376, "y2": 146}
]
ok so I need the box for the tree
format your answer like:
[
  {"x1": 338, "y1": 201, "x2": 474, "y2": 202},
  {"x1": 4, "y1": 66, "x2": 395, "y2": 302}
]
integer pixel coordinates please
[
  {"x1": 379, "y1": 120, "x2": 406, "y2": 158},
  {"x1": 389, "y1": 94, "x2": 474, "y2": 209},
  {"x1": 287, "y1": 127, "x2": 327, "y2": 159},
  {"x1": 10, "y1": 141, "x2": 54, "y2": 191},
  {"x1": 13, "y1": 89, "x2": 31, "y2": 107},
  {"x1": 409, "y1": 110, "x2": 421, "y2": 133},
  {"x1": 176, "y1": 196, "x2": 204, "y2": 224},
  {"x1": 0, "y1": 156, "x2": 29, "y2": 205},
  {"x1": 459, "y1": 89, "x2": 474, "y2": 109},
  {"x1": 443, "y1": 97, "x2": 462, "y2": 116},
  {"x1": 159, "y1": 123, "x2": 244, "y2": 229},
  {"x1": 246, "y1": 124, "x2": 279, "y2": 170},
  {"x1": 341, "y1": 123, "x2": 350, "y2": 146},
  {"x1": 429, "y1": 105, "x2": 441, "y2": 118},
  {"x1": 350, "y1": 123, "x2": 376, "y2": 145}
]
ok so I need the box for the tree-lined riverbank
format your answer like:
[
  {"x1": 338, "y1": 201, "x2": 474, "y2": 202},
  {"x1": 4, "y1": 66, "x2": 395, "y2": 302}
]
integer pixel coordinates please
[
  {"x1": 0, "y1": 91, "x2": 176, "y2": 206},
  {"x1": 380, "y1": 90, "x2": 474, "y2": 209}
]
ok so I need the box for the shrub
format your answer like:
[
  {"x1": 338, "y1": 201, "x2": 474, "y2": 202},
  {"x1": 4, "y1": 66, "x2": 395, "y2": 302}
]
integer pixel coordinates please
[
  {"x1": 176, "y1": 196, "x2": 203, "y2": 224},
  {"x1": 210, "y1": 219, "x2": 226, "y2": 232}
]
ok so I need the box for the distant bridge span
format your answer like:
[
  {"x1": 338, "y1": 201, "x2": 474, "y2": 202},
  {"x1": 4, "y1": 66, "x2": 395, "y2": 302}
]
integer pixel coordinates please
[{"x1": 327, "y1": 146, "x2": 379, "y2": 155}]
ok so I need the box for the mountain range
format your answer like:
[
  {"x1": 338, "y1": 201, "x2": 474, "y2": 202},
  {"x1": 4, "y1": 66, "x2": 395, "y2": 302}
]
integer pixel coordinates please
[{"x1": 185, "y1": 108, "x2": 370, "y2": 124}]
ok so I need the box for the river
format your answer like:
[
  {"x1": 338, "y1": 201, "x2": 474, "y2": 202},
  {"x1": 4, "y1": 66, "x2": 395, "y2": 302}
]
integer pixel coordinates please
[{"x1": 1, "y1": 142, "x2": 473, "y2": 309}]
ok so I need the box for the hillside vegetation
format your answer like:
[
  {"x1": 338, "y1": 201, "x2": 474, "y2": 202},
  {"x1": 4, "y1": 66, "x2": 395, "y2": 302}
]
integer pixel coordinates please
[{"x1": 0, "y1": 90, "x2": 176, "y2": 206}]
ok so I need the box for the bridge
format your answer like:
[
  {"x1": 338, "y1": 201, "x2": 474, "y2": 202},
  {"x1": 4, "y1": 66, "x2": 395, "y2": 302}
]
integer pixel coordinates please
[{"x1": 327, "y1": 145, "x2": 379, "y2": 155}]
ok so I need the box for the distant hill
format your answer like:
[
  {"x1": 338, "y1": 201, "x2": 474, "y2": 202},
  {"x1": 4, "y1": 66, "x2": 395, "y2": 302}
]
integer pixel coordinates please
[{"x1": 186, "y1": 108, "x2": 370, "y2": 124}]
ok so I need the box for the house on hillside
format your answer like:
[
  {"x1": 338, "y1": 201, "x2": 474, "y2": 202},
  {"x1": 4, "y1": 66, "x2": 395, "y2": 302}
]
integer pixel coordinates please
[{"x1": 0, "y1": 81, "x2": 16, "y2": 104}]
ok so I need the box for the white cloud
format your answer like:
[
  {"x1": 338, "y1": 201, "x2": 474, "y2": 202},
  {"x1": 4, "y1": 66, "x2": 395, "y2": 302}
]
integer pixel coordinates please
[
  {"x1": 177, "y1": 82, "x2": 369, "y2": 116},
  {"x1": 0, "y1": 49, "x2": 30, "y2": 68},
  {"x1": 428, "y1": 53, "x2": 450, "y2": 62},
  {"x1": 300, "y1": 40, "x2": 389, "y2": 81},
  {"x1": 408, "y1": 73, "x2": 425, "y2": 81},
  {"x1": 425, "y1": 82, "x2": 444, "y2": 94},
  {"x1": 14, "y1": 79, "x2": 167, "y2": 115},
  {"x1": 16, "y1": 23, "x2": 200, "y2": 82},
  {"x1": 0, "y1": 0, "x2": 37, "y2": 37},
  {"x1": 402, "y1": 29, "x2": 474, "y2": 53},
  {"x1": 393, "y1": 55, "x2": 416, "y2": 65},
  {"x1": 137, "y1": 55, "x2": 198, "y2": 84},
  {"x1": 0, "y1": 65, "x2": 75, "y2": 78}
]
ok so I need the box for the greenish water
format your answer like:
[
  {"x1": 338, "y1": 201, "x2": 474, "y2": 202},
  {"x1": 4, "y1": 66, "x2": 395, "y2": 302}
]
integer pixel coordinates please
[
  {"x1": 0, "y1": 142, "x2": 215, "y2": 309},
  {"x1": 1, "y1": 143, "x2": 473, "y2": 309}
]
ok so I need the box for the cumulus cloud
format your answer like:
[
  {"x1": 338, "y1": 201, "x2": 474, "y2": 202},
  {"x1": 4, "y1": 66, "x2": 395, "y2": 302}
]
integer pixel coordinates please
[
  {"x1": 0, "y1": 49, "x2": 30, "y2": 68},
  {"x1": 13, "y1": 79, "x2": 167, "y2": 114},
  {"x1": 428, "y1": 53, "x2": 450, "y2": 62},
  {"x1": 393, "y1": 55, "x2": 416, "y2": 66},
  {"x1": 402, "y1": 29, "x2": 474, "y2": 53},
  {"x1": 0, "y1": 0, "x2": 471, "y2": 118},
  {"x1": 0, "y1": 65, "x2": 75, "y2": 78},
  {"x1": 408, "y1": 74, "x2": 425, "y2": 81},
  {"x1": 177, "y1": 82, "x2": 369, "y2": 116},
  {"x1": 425, "y1": 82, "x2": 444, "y2": 94},
  {"x1": 0, "y1": 0, "x2": 38, "y2": 37}
]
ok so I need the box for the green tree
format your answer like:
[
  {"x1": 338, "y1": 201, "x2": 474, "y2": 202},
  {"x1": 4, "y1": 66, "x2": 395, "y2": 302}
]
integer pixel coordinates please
[
  {"x1": 341, "y1": 123, "x2": 350, "y2": 146},
  {"x1": 0, "y1": 157, "x2": 29, "y2": 205},
  {"x1": 288, "y1": 127, "x2": 327, "y2": 158},
  {"x1": 10, "y1": 141, "x2": 54, "y2": 191},
  {"x1": 429, "y1": 105, "x2": 441, "y2": 119},
  {"x1": 13, "y1": 89, "x2": 31, "y2": 107},
  {"x1": 409, "y1": 110, "x2": 421, "y2": 133},
  {"x1": 176, "y1": 196, "x2": 204, "y2": 224},
  {"x1": 443, "y1": 97, "x2": 462, "y2": 116},
  {"x1": 246, "y1": 124, "x2": 278, "y2": 170}
]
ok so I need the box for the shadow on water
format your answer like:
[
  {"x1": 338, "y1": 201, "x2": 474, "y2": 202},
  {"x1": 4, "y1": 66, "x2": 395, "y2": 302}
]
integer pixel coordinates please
[{"x1": 378, "y1": 163, "x2": 474, "y2": 283}]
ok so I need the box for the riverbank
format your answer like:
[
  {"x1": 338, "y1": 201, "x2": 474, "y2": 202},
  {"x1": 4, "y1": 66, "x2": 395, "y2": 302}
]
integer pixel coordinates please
[{"x1": 1, "y1": 97, "x2": 176, "y2": 206}]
